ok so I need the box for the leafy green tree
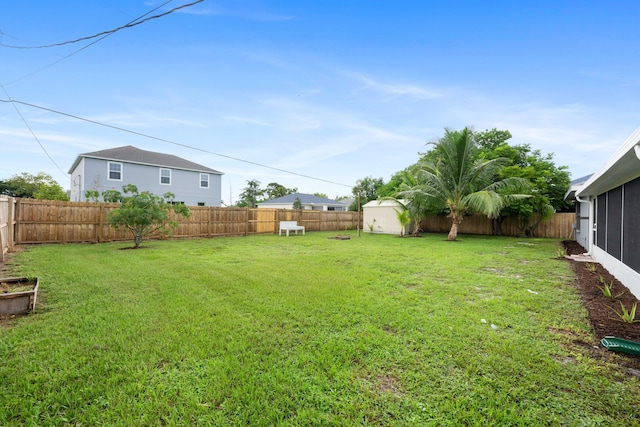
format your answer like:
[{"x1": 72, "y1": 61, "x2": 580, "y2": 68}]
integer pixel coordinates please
[
  {"x1": 475, "y1": 128, "x2": 513, "y2": 151},
  {"x1": 475, "y1": 129, "x2": 571, "y2": 236},
  {"x1": 237, "y1": 180, "x2": 264, "y2": 208},
  {"x1": 292, "y1": 197, "x2": 303, "y2": 210},
  {"x1": 499, "y1": 151, "x2": 570, "y2": 236},
  {"x1": 377, "y1": 169, "x2": 410, "y2": 199},
  {"x1": 349, "y1": 176, "x2": 385, "y2": 211},
  {"x1": 107, "y1": 184, "x2": 190, "y2": 249},
  {"x1": 84, "y1": 190, "x2": 100, "y2": 202},
  {"x1": 102, "y1": 190, "x2": 123, "y2": 203},
  {"x1": 392, "y1": 168, "x2": 441, "y2": 236},
  {"x1": 264, "y1": 182, "x2": 297, "y2": 200},
  {"x1": 401, "y1": 128, "x2": 528, "y2": 241},
  {"x1": 0, "y1": 172, "x2": 68, "y2": 200},
  {"x1": 313, "y1": 192, "x2": 328, "y2": 199}
]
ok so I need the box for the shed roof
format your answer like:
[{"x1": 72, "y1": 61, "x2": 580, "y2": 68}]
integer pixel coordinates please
[
  {"x1": 362, "y1": 199, "x2": 408, "y2": 208},
  {"x1": 68, "y1": 145, "x2": 222, "y2": 175}
]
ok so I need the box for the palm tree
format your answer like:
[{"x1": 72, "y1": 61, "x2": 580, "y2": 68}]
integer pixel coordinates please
[
  {"x1": 401, "y1": 128, "x2": 529, "y2": 241},
  {"x1": 387, "y1": 171, "x2": 436, "y2": 237},
  {"x1": 394, "y1": 207, "x2": 411, "y2": 237}
]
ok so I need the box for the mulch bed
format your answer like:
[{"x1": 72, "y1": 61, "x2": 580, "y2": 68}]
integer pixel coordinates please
[{"x1": 562, "y1": 240, "x2": 640, "y2": 372}]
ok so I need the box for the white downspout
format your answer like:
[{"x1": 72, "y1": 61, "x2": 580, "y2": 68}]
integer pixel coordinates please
[{"x1": 575, "y1": 195, "x2": 593, "y2": 255}]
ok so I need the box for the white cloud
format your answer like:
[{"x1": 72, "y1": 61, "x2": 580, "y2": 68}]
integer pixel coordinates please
[{"x1": 348, "y1": 73, "x2": 442, "y2": 101}]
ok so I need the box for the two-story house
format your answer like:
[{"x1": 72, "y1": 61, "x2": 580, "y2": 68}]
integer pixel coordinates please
[{"x1": 68, "y1": 145, "x2": 223, "y2": 206}]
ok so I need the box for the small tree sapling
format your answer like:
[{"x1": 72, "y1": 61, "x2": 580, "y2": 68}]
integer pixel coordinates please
[{"x1": 107, "y1": 184, "x2": 190, "y2": 249}]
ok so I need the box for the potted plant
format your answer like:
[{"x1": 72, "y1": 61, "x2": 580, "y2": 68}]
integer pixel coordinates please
[{"x1": 0, "y1": 277, "x2": 39, "y2": 316}]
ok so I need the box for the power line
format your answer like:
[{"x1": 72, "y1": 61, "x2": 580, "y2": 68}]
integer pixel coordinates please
[
  {"x1": 0, "y1": 1, "x2": 200, "y2": 178},
  {"x1": 0, "y1": 98, "x2": 353, "y2": 189},
  {"x1": 1, "y1": 0, "x2": 196, "y2": 86},
  {"x1": 0, "y1": 1, "x2": 203, "y2": 49},
  {"x1": 0, "y1": 88, "x2": 68, "y2": 177}
]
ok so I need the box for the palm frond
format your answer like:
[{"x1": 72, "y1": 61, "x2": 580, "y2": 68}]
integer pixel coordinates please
[
  {"x1": 486, "y1": 176, "x2": 531, "y2": 194},
  {"x1": 464, "y1": 190, "x2": 505, "y2": 218}
]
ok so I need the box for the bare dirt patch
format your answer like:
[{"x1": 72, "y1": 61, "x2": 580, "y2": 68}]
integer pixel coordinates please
[{"x1": 375, "y1": 373, "x2": 404, "y2": 398}]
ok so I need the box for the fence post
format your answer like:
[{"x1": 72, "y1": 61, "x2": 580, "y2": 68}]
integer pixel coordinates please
[
  {"x1": 208, "y1": 207, "x2": 212, "y2": 238},
  {"x1": 0, "y1": 205, "x2": 4, "y2": 263},
  {"x1": 245, "y1": 208, "x2": 249, "y2": 236},
  {"x1": 273, "y1": 209, "x2": 277, "y2": 234},
  {"x1": 13, "y1": 198, "x2": 21, "y2": 245},
  {"x1": 98, "y1": 205, "x2": 104, "y2": 243}
]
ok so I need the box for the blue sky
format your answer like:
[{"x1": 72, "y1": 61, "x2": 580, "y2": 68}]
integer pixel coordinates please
[{"x1": 1, "y1": 1, "x2": 639, "y2": 203}]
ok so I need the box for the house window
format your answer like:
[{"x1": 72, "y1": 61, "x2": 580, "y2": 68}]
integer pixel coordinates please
[
  {"x1": 160, "y1": 168, "x2": 171, "y2": 185},
  {"x1": 200, "y1": 173, "x2": 209, "y2": 188},
  {"x1": 108, "y1": 162, "x2": 122, "y2": 181},
  {"x1": 197, "y1": 202, "x2": 205, "y2": 206}
]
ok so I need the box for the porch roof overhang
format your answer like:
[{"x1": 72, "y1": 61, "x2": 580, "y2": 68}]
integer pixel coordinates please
[{"x1": 577, "y1": 127, "x2": 640, "y2": 197}]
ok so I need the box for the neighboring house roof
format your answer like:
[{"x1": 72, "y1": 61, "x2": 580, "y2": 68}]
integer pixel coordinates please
[
  {"x1": 576, "y1": 127, "x2": 640, "y2": 197},
  {"x1": 564, "y1": 174, "x2": 593, "y2": 201},
  {"x1": 570, "y1": 174, "x2": 594, "y2": 186},
  {"x1": 259, "y1": 193, "x2": 348, "y2": 206},
  {"x1": 68, "y1": 145, "x2": 223, "y2": 175}
]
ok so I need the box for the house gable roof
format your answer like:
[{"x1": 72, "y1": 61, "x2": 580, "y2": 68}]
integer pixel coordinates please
[
  {"x1": 68, "y1": 145, "x2": 223, "y2": 175},
  {"x1": 259, "y1": 193, "x2": 347, "y2": 206},
  {"x1": 576, "y1": 128, "x2": 640, "y2": 197}
]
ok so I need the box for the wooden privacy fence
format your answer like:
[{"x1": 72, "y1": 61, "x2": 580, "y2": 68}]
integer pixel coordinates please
[
  {"x1": 421, "y1": 212, "x2": 576, "y2": 239},
  {"x1": 12, "y1": 199, "x2": 363, "y2": 244},
  {"x1": 4, "y1": 198, "x2": 575, "y2": 246}
]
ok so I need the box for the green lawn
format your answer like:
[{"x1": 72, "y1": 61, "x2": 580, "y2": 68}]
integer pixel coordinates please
[{"x1": 1, "y1": 232, "x2": 639, "y2": 426}]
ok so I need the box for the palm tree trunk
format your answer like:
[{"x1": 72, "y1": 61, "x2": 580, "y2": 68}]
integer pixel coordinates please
[
  {"x1": 448, "y1": 218, "x2": 459, "y2": 241},
  {"x1": 447, "y1": 209, "x2": 462, "y2": 241}
]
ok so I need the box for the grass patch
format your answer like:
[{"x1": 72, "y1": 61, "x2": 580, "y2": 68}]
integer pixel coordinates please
[{"x1": 1, "y1": 232, "x2": 639, "y2": 425}]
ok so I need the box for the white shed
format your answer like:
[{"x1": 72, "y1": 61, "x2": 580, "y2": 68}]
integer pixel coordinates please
[{"x1": 362, "y1": 199, "x2": 410, "y2": 235}]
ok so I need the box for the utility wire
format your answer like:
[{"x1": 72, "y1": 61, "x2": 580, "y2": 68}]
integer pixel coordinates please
[
  {"x1": 0, "y1": 98, "x2": 353, "y2": 189},
  {"x1": 1, "y1": 0, "x2": 194, "y2": 86},
  {"x1": 0, "y1": 1, "x2": 197, "y2": 178},
  {"x1": 0, "y1": 88, "x2": 68, "y2": 177},
  {"x1": 0, "y1": 1, "x2": 203, "y2": 49}
]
